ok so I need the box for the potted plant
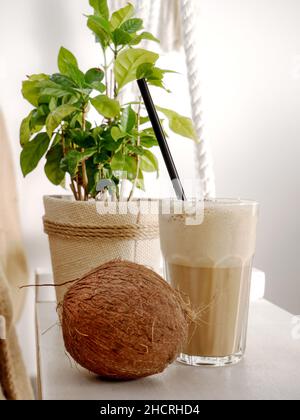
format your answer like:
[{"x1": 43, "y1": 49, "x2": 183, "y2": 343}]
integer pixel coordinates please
[{"x1": 20, "y1": 0, "x2": 198, "y2": 304}]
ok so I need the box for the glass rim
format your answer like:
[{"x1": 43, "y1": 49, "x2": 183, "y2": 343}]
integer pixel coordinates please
[{"x1": 160, "y1": 198, "x2": 259, "y2": 207}]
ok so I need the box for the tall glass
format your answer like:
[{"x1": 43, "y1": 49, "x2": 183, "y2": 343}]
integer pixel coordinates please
[{"x1": 159, "y1": 199, "x2": 259, "y2": 367}]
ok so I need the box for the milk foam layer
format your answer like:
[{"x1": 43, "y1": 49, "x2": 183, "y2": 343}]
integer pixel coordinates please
[{"x1": 159, "y1": 200, "x2": 258, "y2": 268}]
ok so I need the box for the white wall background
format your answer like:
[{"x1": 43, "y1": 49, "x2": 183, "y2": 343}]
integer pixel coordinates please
[
  {"x1": 197, "y1": 0, "x2": 300, "y2": 315},
  {"x1": 0, "y1": 0, "x2": 299, "y2": 377}
]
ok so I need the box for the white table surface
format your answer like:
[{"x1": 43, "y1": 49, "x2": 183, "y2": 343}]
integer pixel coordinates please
[{"x1": 36, "y1": 299, "x2": 300, "y2": 400}]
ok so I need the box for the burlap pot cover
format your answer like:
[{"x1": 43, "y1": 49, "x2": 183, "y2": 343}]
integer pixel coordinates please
[{"x1": 43, "y1": 196, "x2": 161, "y2": 305}]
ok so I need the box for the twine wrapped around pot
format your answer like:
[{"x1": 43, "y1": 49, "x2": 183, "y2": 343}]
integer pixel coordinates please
[
  {"x1": 43, "y1": 220, "x2": 159, "y2": 240},
  {"x1": 43, "y1": 196, "x2": 161, "y2": 305}
]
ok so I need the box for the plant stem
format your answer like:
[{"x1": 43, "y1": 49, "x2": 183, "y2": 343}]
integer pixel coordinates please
[
  {"x1": 116, "y1": 184, "x2": 120, "y2": 201},
  {"x1": 103, "y1": 47, "x2": 109, "y2": 96},
  {"x1": 78, "y1": 187, "x2": 83, "y2": 201},
  {"x1": 61, "y1": 127, "x2": 66, "y2": 156},
  {"x1": 128, "y1": 99, "x2": 142, "y2": 202},
  {"x1": 81, "y1": 163, "x2": 88, "y2": 200},
  {"x1": 70, "y1": 178, "x2": 79, "y2": 201},
  {"x1": 76, "y1": 174, "x2": 83, "y2": 201},
  {"x1": 110, "y1": 69, "x2": 113, "y2": 99},
  {"x1": 113, "y1": 48, "x2": 118, "y2": 99},
  {"x1": 81, "y1": 107, "x2": 89, "y2": 201}
]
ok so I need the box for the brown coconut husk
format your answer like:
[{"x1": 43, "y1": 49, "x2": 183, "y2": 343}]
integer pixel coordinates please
[{"x1": 62, "y1": 260, "x2": 190, "y2": 380}]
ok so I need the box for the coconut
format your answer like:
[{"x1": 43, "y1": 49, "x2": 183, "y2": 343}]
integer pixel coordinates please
[{"x1": 62, "y1": 260, "x2": 189, "y2": 380}]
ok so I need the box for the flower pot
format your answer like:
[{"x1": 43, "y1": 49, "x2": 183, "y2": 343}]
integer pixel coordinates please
[{"x1": 43, "y1": 196, "x2": 161, "y2": 306}]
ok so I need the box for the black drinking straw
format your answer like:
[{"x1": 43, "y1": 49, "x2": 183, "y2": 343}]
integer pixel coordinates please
[{"x1": 137, "y1": 78, "x2": 187, "y2": 201}]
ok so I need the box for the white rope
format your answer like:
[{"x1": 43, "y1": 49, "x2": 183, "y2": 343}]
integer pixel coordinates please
[{"x1": 181, "y1": 0, "x2": 216, "y2": 198}]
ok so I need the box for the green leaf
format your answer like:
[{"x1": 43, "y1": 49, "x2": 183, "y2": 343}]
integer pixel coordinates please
[
  {"x1": 142, "y1": 127, "x2": 158, "y2": 136},
  {"x1": 147, "y1": 67, "x2": 176, "y2": 91},
  {"x1": 139, "y1": 116, "x2": 150, "y2": 125},
  {"x1": 112, "y1": 29, "x2": 132, "y2": 46},
  {"x1": 136, "y1": 170, "x2": 145, "y2": 191},
  {"x1": 136, "y1": 63, "x2": 155, "y2": 79},
  {"x1": 49, "y1": 97, "x2": 57, "y2": 112},
  {"x1": 124, "y1": 155, "x2": 138, "y2": 175},
  {"x1": 86, "y1": 160, "x2": 100, "y2": 196},
  {"x1": 110, "y1": 4, "x2": 134, "y2": 30},
  {"x1": 60, "y1": 177, "x2": 67, "y2": 189},
  {"x1": 103, "y1": 138, "x2": 122, "y2": 152},
  {"x1": 85, "y1": 68, "x2": 104, "y2": 85},
  {"x1": 51, "y1": 133, "x2": 62, "y2": 147},
  {"x1": 58, "y1": 47, "x2": 78, "y2": 75},
  {"x1": 148, "y1": 67, "x2": 165, "y2": 81},
  {"x1": 45, "y1": 145, "x2": 65, "y2": 185},
  {"x1": 69, "y1": 112, "x2": 82, "y2": 129},
  {"x1": 140, "y1": 149, "x2": 159, "y2": 176},
  {"x1": 111, "y1": 126, "x2": 126, "y2": 141},
  {"x1": 65, "y1": 67, "x2": 85, "y2": 87},
  {"x1": 20, "y1": 133, "x2": 51, "y2": 176},
  {"x1": 40, "y1": 86, "x2": 73, "y2": 98},
  {"x1": 69, "y1": 129, "x2": 96, "y2": 148},
  {"x1": 66, "y1": 95, "x2": 81, "y2": 105},
  {"x1": 81, "y1": 148, "x2": 98, "y2": 159},
  {"x1": 60, "y1": 149, "x2": 97, "y2": 177},
  {"x1": 57, "y1": 48, "x2": 85, "y2": 86},
  {"x1": 111, "y1": 152, "x2": 125, "y2": 171},
  {"x1": 121, "y1": 106, "x2": 136, "y2": 133},
  {"x1": 127, "y1": 145, "x2": 144, "y2": 155},
  {"x1": 140, "y1": 137, "x2": 158, "y2": 148},
  {"x1": 129, "y1": 32, "x2": 160, "y2": 46},
  {"x1": 126, "y1": 168, "x2": 145, "y2": 191},
  {"x1": 90, "y1": 82, "x2": 106, "y2": 93},
  {"x1": 156, "y1": 107, "x2": 198, "y2": 141},
  {"x1": 89, "y1": 0, "x2": 109, "y2": 20},
  {"x1": 111, "y1": 153, "x2": 137, "y2": 175},
  {"x1": 22, "y1": 74, "x2": 49, "y2": 106},
  {"x1": 102, "y1": 128, "x2": 123, "y2": 151},
  {"x1": 31, "y1": 104, "x2": 49, "y2": 126},
  {"x1": 156, "y1": 68, "x2": 178, "y2": 76},
  {"x1": 20, "y1": 112, "x2": 33, "y2": 146},
  {"x1": 27, "y1": 74, "x2": 49, "y2": 82},
  {"x1": 114, "y1": 48, "x2": 159, "y2": 90},
  {"x1": 136, "y1": 66, "x2": 175, "y2": 91},
  {"x1": 91, "y1": 95, "x2": 120, "y2": 118},
  {"x1": 50, "y1": 74, "x2": 76, "y2": 89},
  {"x1": 149, "y1": 79, "x2": 166, "y2": 90},
  {"x1": 120, "y1": 18, "x2": 143, "y2": 34},
  {"x1": 74, "y1": 88, "x2": 92, "y2": 97},
  {"x1": 37, "y1": 95, "x2": 52, "y2": 106},
  {"x1": 92, "y1": 126, "x2": 104, "y2": 140},
  {"x1": 87, "y1": 15, "x2": 110, "y2": 47},
  {"x1": 93, "y1": 152, "x2": 109, "y2": 165},
  {"x1": 60, "y1": 151, "x2": 80, "y2": 177},
  {"x1": 85, "y1": 121, "x2": 93, "y2": 131},
  {"x1": 46, "y1": 104, "x2": 78, "y2": 138},
  {"x1": 87, "y1": 15, "x2": 111, "y2": 34},
  {"x1": 30, "y1": 124, "x2": 44, "y2": 136}
]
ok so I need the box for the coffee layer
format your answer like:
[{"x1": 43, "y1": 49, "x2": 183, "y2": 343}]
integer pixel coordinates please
[{"x1": 167, "y1": 263, "x2": 252, "y2": 357}]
